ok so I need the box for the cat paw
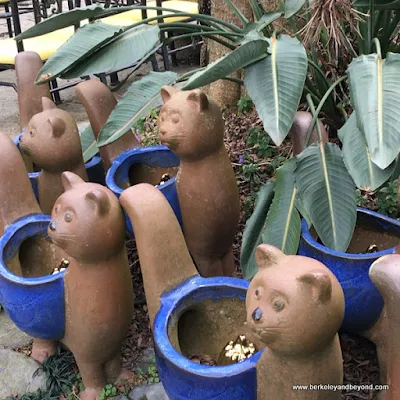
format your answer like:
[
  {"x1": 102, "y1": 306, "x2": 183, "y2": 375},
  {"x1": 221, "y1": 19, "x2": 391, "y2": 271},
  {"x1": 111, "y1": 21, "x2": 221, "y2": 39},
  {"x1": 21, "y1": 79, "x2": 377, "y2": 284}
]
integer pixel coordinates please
[
  {"x1": 31, "y1": 339, "x2": 57, "y2": 364},
  {"x1": 79, "y1": 388, "x2": 102, "y2": 400}
]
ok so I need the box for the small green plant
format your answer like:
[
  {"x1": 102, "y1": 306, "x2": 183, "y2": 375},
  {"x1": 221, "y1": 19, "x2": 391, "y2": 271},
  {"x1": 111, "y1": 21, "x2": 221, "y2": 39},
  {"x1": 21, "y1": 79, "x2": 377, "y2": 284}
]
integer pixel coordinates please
[
  {"x1": 99, "y1": 384, "x2": 117, "y2": 400},
  {"x1": 237, "y1": 96, "x2": 254, "y2": 115},
  {"x1": 246, "y1": 127, "x2": 278, "y2": 159},
  {"x1": 377, "y1": 179, "x2": 399, "y2": 219},
  {"x1": 145, "y1": 356, "x2": 160, "y2": 384}
]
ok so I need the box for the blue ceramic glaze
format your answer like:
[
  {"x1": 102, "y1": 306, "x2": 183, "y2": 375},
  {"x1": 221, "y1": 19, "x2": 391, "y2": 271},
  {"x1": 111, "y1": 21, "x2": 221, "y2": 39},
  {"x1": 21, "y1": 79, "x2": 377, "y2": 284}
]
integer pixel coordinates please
[
  {"x1": 298, "y1": 207, "x2": 400, "y2": 334},
  {"x1": 154, "y1": 276, "x2": 263, "y2": 400},
  {"x1": 105, "y1": 145, "x2": 182, "y2": 237},
  {"x1": 13, "y1": 133, "x2": 106, "y2": 199},
  {"x1": 0, "y1": 214, "x2": 65, "y2": 340}
]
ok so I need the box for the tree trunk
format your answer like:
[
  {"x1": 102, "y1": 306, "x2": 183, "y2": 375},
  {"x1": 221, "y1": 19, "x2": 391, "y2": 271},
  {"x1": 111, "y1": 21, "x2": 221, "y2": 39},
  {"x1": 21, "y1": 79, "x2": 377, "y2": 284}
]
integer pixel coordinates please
[{"x1": 206, "y1": 0, "x2": 253, "y2": 110}]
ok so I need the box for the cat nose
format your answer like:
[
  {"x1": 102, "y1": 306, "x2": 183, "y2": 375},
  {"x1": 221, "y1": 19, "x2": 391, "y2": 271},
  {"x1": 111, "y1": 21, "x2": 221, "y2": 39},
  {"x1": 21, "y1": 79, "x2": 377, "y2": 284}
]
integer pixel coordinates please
[
  {"x1": 252, "y1": 307, "x2": 263, "y2": 322},
  {"x1": 49, "y1": 221, "x2": 56, "y2": 231}
]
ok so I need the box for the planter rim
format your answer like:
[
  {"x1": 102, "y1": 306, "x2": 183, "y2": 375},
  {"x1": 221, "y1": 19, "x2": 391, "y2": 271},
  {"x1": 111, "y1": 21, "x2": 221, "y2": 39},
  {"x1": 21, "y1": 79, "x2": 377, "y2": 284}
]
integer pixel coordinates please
[
  {"x1": 105, "y1": 145, "x2": 177, "y2": 197},
  {"x1": 301, "y1": 207, "x2": 400, "y2": 260},
  {"x1": 0, "y1": 214, "x2": 65, "y2": 286},
  {"x1": 154, "y1": 275, "x2": 263, "y2": 378}
]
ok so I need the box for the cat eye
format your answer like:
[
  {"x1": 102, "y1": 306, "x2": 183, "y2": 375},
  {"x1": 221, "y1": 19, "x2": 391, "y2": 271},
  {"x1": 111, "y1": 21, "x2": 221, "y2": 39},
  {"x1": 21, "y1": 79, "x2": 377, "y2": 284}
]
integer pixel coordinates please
[
  {"x1": 64, "y1": 212, "x2": 73, "y2": 223},
  {"x1": 171, "y1": 114, "x2": 180, "y2": 124},
  {"x1": 255, "y1": 289, "x2": 261, "y2": 299},
  {"x1": 272, "y1": 299, "x2": 285, "y2": 312}
]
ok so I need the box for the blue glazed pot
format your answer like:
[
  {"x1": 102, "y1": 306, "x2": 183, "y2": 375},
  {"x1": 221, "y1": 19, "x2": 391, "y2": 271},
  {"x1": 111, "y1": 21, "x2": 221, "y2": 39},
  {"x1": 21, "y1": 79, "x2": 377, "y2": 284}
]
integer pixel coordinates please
[
  {"x1": 106, "y1": 145, "x2": 182, "y2": 237},
  {"x1": 298, "y1": 207, "x2": 400, "y2": 334},
  {"x1": 154, "y1": 275, "x2": 263, "y2": 400},
  {"x1": 13, "y1": 133, "x2": 106, "y2": 200},
  {"x1": 0, "y1": 214, "x2": 65, "y2": 340}
]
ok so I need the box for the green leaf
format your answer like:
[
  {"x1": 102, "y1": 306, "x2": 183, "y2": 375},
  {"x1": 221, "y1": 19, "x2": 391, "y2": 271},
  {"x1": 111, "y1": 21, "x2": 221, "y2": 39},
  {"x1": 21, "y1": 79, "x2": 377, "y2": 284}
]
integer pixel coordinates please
[
  {"x1": 244, "y1": 34, "x2": 307, "y2": 146},
  {"x1": 15, "y1": 5, "x2": 106, "y2": 40},
  {"x1": 338, "y1": 112, "x2": 395, "y2": 191},
  {"x1": 240, "y1": 181, "x2": 275, "y2": 280},
  {"x1": 61, "y1": 25, "x2": 160, "y2": 78},
  {"x1": 284, "y1": 0, "x2": 306, "y2": 18},
  {"x1": 80, "y1": 124, "x2": 99, "y2": 163},
  {"x1": 353, "y1": 0, "x2": 400, "y2": 9},
  {"x1": 249, "y1": 0, "x2": 266, "y2": 20},
  {"x1": 262, "y1": 159, "x2": 301, "y2": 255},
  {"x1": 35, "y1": 22, "x2": 124, "y2": 84},
  {"x1": 97, "y1": 71, "x2": 178, "y2": 147},
  {"x1": 294, "y1": 142, "x2": 357, "y2": 252},
  {"x1": 183, "y1": 36, "x2": 269, "y2": 90},
  {"x1": 223, "y1": 0, "x2": 249, "y2": 25},
  {"x1": 347, "y1": 52, "x2": 400, "y2": 169},
  {"x1": 243, "y1": 12, "x2": 282, "y2": 34}
]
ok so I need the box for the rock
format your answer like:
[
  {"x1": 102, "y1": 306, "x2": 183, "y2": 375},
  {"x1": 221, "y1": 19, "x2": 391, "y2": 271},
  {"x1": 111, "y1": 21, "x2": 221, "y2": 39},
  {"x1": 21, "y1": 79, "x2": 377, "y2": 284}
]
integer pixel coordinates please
[
  {"x1": 129, "y1": 383, "x2": 170, "y2": 400},
  {"x1": 0, "y1": 312, "x2": 32, "y2": 349},
  {"x1": 136, "y1": 348, "x2": 156, "y2": 373},
  {"x1": 0, "y1": 349, "x2": 46, "y2": 399}
]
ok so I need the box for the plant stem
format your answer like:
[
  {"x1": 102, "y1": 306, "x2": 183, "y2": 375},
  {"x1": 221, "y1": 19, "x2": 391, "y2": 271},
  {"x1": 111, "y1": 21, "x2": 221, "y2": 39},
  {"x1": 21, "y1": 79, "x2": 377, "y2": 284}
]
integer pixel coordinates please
[
  {"x1": 306, "y1": 94, "x2": 324, "y2": 143},
  {"x1": 303, "y1": 75, "x2": 348, "y2": 146},
  {"x1": 373, "y1": 37, "x2": 382, "y2": 57},
  {"x1": 367, "y1": 0, "x2": 375, "y2": 53},
  {"x1": 164, "y1": 31, "x2": 242, "y2": 49}
]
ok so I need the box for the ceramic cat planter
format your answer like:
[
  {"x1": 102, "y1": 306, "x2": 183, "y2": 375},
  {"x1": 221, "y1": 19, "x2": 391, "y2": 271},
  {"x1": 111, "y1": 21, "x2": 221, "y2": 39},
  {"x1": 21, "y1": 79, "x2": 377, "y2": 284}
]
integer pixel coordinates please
[
  {"x1": 13, "y1": 133, "x2": 105, "y2": 199},
  {"x1": 107, "y1": 146, "x2": 181, "y2": 237},
  {"x1": 120, "y1": 183, "x2": 264, "y2": 400},
  {"x1": 0, "y1": 214, "x2": 65, "y2": 339},
  {"x1": 298, "y1": 207, "x2": 400, "y2": 334}
]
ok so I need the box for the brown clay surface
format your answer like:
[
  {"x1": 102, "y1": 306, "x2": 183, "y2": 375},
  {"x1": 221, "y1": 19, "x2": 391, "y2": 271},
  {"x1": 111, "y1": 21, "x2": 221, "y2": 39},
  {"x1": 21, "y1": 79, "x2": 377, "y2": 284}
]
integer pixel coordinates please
[
  {"x1": 159, "y1": 86, "x2": 240, "y2": 278},
  {"x1": 347, "y1": 225, "x2": 400, "y2": 254}
]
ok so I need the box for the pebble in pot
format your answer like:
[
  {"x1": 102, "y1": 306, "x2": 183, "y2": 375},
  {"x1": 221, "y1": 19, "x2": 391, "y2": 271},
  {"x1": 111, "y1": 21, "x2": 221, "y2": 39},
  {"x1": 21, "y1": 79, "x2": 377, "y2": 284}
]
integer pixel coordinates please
[
  {"x1": 365, "y1": 253, "x2": 400, "y2": 399},
  {"x1": 19, "y1": 98, "x2": 88, "y2": 215},
  {"x1": 158, "y1": 86, "x2": 240, "y2": 277},
  {"x1": 44, "y1": 171, "x2": 135, "y2": 400},
  {"x1": 247, "y1": 244, "x2": 345, "y2": 400}
]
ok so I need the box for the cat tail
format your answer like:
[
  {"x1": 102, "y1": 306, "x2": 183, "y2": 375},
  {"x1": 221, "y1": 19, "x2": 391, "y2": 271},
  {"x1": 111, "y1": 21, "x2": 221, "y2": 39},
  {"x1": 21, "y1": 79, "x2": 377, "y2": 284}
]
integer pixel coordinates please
[
  {"x1": 75, "y1": 80, "x2": 140, "y2": 171},
  {"x1": 0, "y1": 133, "x2": 42, "y2": 235},
  {"x1": 119, "y1": 183, "x2": 198, "y2": 329}
]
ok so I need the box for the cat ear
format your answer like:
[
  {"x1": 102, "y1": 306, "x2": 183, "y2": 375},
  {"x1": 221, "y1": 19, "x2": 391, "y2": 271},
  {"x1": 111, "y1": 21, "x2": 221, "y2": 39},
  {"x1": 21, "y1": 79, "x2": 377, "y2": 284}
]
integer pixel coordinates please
[
  {"x1": 160, "y1": 86, "x2": 178, "y2": 103},
  {"x1": 187, "y1": 89, "x2": 209, "y2": 111},
  {"x1": 62, "y1": 171, "x2": 85, "y2": 191},
  {"x1": 47, "y1": 117, "x2": 66, "y2": 138},
  {"x1": 42, "y1": 97, "x2": 57, "y2": 111},
  {"x1": 255, "y1": 244, "x2": 284, "y2": 268},
  {"x1": 298, "y1": 271, "x2": 332, "y2": 303},
  {"x1": 85, "y1": 189, "x2": 111, "y2": 216}
]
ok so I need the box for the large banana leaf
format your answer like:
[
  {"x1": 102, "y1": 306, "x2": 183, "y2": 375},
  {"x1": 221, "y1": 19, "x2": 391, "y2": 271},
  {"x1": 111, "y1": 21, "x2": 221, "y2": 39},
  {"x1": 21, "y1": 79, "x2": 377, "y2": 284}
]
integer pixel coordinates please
[
  {"x1": 240, "y1": 181, "x2": 275, "y2": 280},
  {"x1": 294, "y1": 142, "x2": 357, "y2": 252},
  {"x1": 285, "y1": 0, "x2": 306, "y2": 18},
  {"x1": 15, "y1": 5, "x2": 106, "y2": 40},
  {"x1": 183, "y1": 35, "x2": 269, "y2": 90},
  {"x1": 97, "y1": 71, "x2": 178, "y2": 147},
  {"x1": 244, "y1": 34, "x2": 307, "y2": 146},
  {"x1": 35, "y1": 22, "x2": 124, "y2": 84},
  {"x1": 80, "y1": 124, "x2": 99, "y2": 163},
  {"x1": 347, "y1": 52, "x2": 400, "y2": 170},
  {"x1": 338, "y1": 112, "x2": 396, "y2": 191},
  {"x1": 61, "y1": 25, "x2": 160, "y2": 78},
  {"x1": 262, "y1": 158, "x2": 301, "y2": 255}
]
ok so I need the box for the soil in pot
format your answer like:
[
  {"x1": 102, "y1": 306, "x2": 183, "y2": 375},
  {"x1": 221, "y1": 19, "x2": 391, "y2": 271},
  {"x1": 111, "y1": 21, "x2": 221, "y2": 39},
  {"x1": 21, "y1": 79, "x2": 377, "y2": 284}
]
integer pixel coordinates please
[
  {"x1": 128, "y1": 164, "x2": 179, "y2": 188},
  {"x1": 171, "y1": 297, "x2": 264, "y2": 366},
  {"x1": 312, "y1": 217, "x2": 400, "y2": 254},
  {"x1": 6, "y1": 236, "x2": 64, "y2": 277}
]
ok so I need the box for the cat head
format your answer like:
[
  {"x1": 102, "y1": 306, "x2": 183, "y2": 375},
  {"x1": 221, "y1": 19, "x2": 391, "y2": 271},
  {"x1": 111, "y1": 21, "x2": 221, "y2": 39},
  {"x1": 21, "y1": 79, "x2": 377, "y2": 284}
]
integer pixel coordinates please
[
  {"x1": 19, "y1": 98, "x2": 83, "y2": 171},
  {"x1": 48, "y1": 172, "x2": 126, "y2": 263},
  {"x1": 158, "y1": 86, "x2": 224, "y2": 160},
  {"x1": 246, "y1": 244, "x2": 344, "y2": 356}
]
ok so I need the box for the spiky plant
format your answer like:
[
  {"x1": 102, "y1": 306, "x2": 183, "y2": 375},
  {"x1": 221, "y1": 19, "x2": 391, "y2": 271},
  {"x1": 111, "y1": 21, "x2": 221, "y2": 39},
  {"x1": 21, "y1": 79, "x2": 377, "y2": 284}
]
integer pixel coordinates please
[{"x1": 299, "y1": 0, "x2": 366, "y2": 61}]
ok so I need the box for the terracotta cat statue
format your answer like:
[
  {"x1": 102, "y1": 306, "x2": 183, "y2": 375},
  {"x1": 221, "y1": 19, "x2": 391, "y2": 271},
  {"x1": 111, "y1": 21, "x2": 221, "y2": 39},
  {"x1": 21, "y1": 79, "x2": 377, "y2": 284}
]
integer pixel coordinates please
[
  {"x1": 362, "y1": 254, "x2": 400, "y2": 400},
  {"x1": 247, "y1": 244, "x2": 344, "y2": 400},
  {"x1": 19, "y1": 98, "x2": 88, "y2": 215},
  {"x1": 75, "y1": 80, "x2": 140, "y2": 171},
  {"x1": 289, "y1": 111, "x2": 329, "y2": 156},
  {"x1": 159, "y1": 86, "x2": 240, "y2": 278},
  {"x1": 35, "y1": 171, "x2": 134, "y2": 400}
]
